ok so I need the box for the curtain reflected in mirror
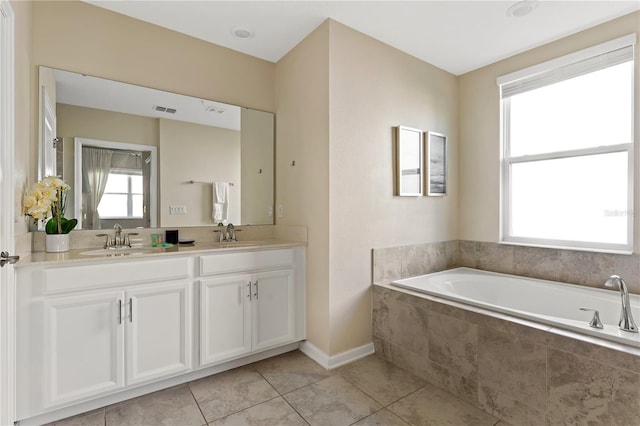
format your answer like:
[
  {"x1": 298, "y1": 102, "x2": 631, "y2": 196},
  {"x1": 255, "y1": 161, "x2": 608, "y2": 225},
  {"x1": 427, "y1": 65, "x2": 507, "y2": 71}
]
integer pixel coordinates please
[{"x1": 82, "y1": 147, "x2": 112, "y2": 229}]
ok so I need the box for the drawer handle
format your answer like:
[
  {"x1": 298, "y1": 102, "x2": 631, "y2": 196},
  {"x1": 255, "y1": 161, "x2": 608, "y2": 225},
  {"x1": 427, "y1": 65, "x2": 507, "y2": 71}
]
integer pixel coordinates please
[
  {"x1": 118, "y1": 299, "x2": 123, "y2": 324},
  {"x1": 247, "y1": 282, "x2": 252, "y2": 301},
  {"x1": 129, "y1": 298, "x2": 133, "y2": 323},
  {"x1": 254, "y1": 280, "x2": 259, "y2": 299}
]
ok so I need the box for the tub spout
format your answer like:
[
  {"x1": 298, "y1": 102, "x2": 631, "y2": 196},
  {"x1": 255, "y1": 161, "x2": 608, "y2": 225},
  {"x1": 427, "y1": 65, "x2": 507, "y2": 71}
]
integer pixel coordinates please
[{"x1": 604, "y1": 275, "x2": 638, "y2": 333}]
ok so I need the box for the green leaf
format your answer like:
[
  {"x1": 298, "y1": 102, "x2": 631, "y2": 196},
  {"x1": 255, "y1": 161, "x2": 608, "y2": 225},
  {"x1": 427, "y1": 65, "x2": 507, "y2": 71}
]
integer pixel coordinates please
[
  {"x1": 61, "y1": 218, "x2": 78, "y2": 233},
  {"x1": 45, "y1": 217, "x2": 78, "y2": 234}
]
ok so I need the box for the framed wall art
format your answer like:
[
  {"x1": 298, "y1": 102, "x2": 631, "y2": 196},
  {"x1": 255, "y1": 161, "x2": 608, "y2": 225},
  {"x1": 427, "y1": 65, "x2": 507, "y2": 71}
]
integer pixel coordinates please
[
  {"x1": 395, "y1": 126, "x2": 423, "y2": 196},
  {"x1": 426, "y1": 131, "x2": 447, "y2": 196}
]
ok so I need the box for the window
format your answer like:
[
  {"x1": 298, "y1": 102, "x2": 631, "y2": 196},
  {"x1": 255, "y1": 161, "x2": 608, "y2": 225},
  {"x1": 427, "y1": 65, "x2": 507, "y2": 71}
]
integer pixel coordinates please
[
  {"x1": 499, "y1": 34, "x2": 635, "y2": 253},
  {"x1": 97, "y1": 170, "x2": 143, "y2": 219}
]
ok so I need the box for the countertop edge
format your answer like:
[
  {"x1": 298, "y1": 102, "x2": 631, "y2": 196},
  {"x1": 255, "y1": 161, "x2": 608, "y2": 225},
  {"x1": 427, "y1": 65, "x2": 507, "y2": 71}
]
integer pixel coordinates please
[{"x1": 16, "y1": 240, "x2": 306, "y2": 267}]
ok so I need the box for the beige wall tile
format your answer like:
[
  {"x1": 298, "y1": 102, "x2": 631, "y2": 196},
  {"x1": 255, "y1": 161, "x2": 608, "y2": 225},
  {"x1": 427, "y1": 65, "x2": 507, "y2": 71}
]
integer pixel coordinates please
[
  {"x1": 372, "y1": 247, "x2": 403, "y2": 284},
  {"x1": 428, "y1": 312, "x2": 477, "y2": 382},
  {"x1": 547, "y1": 348, "x2": 640, "y2": 425},
  {"x1": 477, "y1": 327, "x2": 546, "y2": 416},
  {"x1": 389, "y1": 300, "x2": 429, "y2": 355}
]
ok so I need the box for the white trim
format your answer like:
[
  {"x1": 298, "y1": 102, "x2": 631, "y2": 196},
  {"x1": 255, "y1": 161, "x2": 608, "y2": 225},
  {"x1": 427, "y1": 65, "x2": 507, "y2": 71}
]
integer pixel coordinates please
[
  {"x1": 74, "y1": 138, "x2": 157, "y2": 229},
  {"x1": 0, "y1": 1, "x2": 15, "y2": 424},
  {"x1": 298, "y1": 341, "x2": 375, "y2": 370},
  {"x1": 497, "y1": 33, "x2": 636, "y2": 86}
]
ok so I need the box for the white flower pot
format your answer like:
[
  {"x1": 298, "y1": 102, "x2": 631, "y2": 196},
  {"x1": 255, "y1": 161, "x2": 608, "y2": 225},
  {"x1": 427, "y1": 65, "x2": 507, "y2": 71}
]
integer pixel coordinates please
[{"x1": 46, "y1": 234, "x2": 70, "y2": 253}]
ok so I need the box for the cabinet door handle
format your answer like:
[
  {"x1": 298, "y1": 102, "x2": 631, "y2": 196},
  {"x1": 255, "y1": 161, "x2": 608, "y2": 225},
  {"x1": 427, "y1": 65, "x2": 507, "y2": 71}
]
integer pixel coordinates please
[
  {"x1": 129, "y1": 298, "x2": 133, "y2": 323},
  {"x1": 254, "y1": 280, "x2": 259, "y2": 299},
  {"x1": 118, "y1": 299, "x2": 123, "y2": 324},
  {"x1": 247, "y1": 282, "x2": 252, "y2": 301}
]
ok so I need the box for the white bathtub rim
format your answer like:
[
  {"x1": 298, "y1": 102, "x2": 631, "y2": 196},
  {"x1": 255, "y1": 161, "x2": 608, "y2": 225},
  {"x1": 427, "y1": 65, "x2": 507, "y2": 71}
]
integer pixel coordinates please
[{"x1": 380, "y1": 269, "x2": 640, "y2": 356}]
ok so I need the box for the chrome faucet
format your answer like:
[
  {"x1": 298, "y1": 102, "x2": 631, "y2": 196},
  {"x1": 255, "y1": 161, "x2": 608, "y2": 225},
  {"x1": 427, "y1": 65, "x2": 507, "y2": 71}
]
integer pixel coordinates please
[
  {"x1": 97, "y1": 224, "x2": 138, "y2": 249},
  {"x1": 226, "y1": 223, "x2": 236, "y2": 241},
  {"x1": 604, "y1": 275, "x2": 638, "y2": 333},
  {"x1": 213, "y1": 223, "x2": 241, "y2": 243}
]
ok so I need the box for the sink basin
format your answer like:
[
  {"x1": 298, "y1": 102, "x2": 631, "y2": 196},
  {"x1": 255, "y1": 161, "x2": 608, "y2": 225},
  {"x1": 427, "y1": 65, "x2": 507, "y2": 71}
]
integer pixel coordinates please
[{"x1": 80, "y1": 247, "x2": 156, "y2": 257}]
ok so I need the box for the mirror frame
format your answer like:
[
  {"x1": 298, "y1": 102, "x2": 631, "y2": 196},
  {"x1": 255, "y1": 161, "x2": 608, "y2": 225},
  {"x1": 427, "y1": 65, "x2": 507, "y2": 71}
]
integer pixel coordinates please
[{"x1": 74, "y1": 137, "x2": 158, "y2": 229}]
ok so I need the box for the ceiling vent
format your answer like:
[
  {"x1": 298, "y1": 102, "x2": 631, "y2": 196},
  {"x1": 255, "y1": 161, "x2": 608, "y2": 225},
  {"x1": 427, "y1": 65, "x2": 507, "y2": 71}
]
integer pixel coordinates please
[
  {"x1": 206, "y1": 106, "x2": 226, "y2": 114},
  {"x1": 154, "y1": 105, "x2": 177, "y2": 114}
]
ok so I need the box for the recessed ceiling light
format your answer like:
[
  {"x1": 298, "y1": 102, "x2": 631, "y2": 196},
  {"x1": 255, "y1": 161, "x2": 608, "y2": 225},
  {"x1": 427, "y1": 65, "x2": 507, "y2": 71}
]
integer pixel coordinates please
[
  {"x1": 506, "y1": 0, "x2": 539, "y2": 18},
  {"x1": 231, "y1": 26, "x2": 254, "y2": 40}
]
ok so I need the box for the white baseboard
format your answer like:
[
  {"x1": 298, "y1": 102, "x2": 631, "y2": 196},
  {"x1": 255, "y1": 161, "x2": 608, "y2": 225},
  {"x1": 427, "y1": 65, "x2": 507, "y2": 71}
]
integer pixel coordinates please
[{"x1": 298, "y1": 341, "x2": 374, "y2": 370}]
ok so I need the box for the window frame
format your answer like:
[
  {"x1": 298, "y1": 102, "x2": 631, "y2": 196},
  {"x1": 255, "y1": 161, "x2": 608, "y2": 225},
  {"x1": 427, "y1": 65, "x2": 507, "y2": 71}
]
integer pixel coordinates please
[
  {"x1": 97, "y1": 169, "x2": 144, "y2": 220},
  {"x1": 499, "y1": 34, "x2": 636, "y2": 254}
]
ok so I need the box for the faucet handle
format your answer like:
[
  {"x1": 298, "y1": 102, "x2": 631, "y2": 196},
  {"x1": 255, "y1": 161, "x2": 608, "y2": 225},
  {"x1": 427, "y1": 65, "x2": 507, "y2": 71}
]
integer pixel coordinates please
[
  {"x1": 579, "y1": 307, "x2": 604, "y2": 329},
  {"x1": 213, "y1": 229, "x2": 225, "y2": 243},
  {"x1": 96, "y1": 233, "x2": 112, "y2": 249}
]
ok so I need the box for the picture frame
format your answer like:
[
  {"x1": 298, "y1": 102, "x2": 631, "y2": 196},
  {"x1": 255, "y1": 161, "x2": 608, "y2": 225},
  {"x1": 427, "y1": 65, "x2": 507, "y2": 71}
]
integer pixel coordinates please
[
  {"x1": 395, "y1": 126, "x2": 423, "y2": 196},
  {"x1": 426, "y1": 131, "x2": 447, "y2": 196}
]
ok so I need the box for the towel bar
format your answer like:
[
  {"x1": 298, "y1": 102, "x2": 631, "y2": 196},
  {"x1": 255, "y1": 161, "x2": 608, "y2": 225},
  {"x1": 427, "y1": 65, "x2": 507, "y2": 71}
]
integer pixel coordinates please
[{"x1": 188, "y1": 180, "x2": 234, "y2": 186}]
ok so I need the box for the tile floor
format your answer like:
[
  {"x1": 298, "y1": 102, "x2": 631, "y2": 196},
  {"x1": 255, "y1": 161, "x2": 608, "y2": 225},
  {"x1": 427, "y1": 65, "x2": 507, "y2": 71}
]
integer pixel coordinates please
[{"x1": 50, "y1": 350, "x2": 509, "y2": 426}]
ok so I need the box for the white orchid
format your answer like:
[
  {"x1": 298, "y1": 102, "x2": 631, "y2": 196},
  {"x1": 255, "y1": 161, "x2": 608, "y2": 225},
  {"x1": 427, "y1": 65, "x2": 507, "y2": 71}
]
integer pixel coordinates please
[{"x1": 24, "y1": 176, "x2": 77, "y2": 234}]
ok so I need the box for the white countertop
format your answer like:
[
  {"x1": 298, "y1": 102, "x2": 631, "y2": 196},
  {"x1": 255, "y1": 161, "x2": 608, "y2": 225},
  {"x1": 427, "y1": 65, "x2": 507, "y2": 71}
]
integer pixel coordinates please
[{"x1": 16, "y1": 239, "x2": 305, "y2": 267}]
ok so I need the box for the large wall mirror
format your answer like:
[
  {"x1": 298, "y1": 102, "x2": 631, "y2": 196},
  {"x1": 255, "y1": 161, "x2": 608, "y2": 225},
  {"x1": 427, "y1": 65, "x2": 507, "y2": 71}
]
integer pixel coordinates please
[{"x1": 38, "y1": 66, "x2": 275, "y2": 230}]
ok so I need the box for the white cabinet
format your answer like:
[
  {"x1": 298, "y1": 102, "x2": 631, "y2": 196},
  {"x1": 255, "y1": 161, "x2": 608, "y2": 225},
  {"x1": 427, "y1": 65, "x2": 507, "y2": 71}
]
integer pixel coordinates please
[
  {"x1": 42, "y1": 281, "x2": 193, "y2": 408},
  {"x1": 199, "y1": 248, "x2": 301, "y2": 367},
  {"x1": 252, "y1": 269, "x2": 295, "y2": 351},
  {"x1": 200, "y1": 269, "x2": 295, "y2": 366},
  {"x1": 200, "y1": 275, "x2": 252, "y2": 365},
  {"x1": 16, "y1": 245, "x2": 305, "y2": 424},
  {"x1": 43, "y1": 290, "x2": 124, "y2": 407},
  {"x1": 125, "y1": 282, "x2": 192, "y2": 385}
]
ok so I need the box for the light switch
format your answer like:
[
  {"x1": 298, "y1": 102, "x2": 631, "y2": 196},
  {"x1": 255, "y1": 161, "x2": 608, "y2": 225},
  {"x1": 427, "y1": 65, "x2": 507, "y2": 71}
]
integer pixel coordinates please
[{"x1": 169, "y1": 205, "x2": 187, "y2": 214}]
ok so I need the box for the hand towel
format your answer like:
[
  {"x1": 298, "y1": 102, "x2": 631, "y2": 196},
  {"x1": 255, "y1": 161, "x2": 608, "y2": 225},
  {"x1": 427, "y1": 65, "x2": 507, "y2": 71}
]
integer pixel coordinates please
[{"x1": 212, "y1": 181, "x2": 229, "y2": 222}]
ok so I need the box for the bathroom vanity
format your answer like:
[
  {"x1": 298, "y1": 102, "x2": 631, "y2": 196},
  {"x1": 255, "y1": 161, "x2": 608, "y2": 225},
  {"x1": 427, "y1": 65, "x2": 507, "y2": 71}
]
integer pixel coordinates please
[{"x1": 14, "y1": 242, "x2": 306, "y2": 425}]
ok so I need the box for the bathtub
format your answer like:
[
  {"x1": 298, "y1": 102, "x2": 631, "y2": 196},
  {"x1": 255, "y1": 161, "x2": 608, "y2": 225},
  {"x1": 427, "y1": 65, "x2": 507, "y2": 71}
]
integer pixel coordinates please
[{"x1": 392, "y1": 267, "x2": 640, "y2": 348}]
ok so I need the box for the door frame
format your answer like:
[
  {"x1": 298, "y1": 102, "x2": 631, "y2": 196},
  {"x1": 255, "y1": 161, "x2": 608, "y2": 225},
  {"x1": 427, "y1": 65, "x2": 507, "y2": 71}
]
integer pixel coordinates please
[{"x1": 0, "y1": 0, "x2": 15, "y2": 424}]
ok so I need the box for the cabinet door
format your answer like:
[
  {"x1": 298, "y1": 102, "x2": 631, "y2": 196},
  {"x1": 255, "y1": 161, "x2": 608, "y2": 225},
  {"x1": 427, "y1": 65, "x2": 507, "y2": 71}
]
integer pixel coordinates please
[
  {"x1": 125, "y1": 281, "x2": 193, "y2": 385},
  {"x1": 44, "y1": 290, "x2": 124, "y2": 407},
  {"x1": 252, "y1": 269, "x2": 295, "y2": 351},
  {"x1": 200, "y1": 275, "x2": 252, "y2": 366}
]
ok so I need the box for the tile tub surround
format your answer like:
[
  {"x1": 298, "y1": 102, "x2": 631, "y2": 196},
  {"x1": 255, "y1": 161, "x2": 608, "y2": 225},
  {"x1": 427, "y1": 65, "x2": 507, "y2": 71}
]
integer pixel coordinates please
[
  {"x1": 372, "y1": 240, "x2": 640, "y2": 294},
  {"x1": 372, "y1": 284, "x2": 640, "y2": 425}
]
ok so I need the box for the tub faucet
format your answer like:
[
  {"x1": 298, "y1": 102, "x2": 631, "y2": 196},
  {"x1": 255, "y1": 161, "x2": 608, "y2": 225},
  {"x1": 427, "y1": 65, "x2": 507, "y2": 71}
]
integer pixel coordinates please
[{"x1": 604, "y1": 275, "x2": 638, "y2": 333}]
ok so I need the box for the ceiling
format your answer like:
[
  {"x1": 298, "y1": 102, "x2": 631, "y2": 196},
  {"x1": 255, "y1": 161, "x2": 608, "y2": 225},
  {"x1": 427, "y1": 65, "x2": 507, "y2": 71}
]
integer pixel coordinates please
[{"x1": 85, "y1": 1, "x2": 639, "y2": 76}]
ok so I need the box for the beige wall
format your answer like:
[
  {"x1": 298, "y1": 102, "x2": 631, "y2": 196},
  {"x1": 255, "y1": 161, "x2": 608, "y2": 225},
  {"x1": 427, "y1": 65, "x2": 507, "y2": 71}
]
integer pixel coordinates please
[
  {"x1": 275, "y1": 20, "x2": 458, "y2": 355},
  {"x1": 458, "y1": 11, "x2": 640, "y2": 246},
  {"x1": 32, "y1": 1, "x2": 274, "y2": 112},
  {"x1": 159, "y1": 118, "x2": 241, "y2": 227},
  {"x1": 275, "y1": 22, "x2": 331, "y2": 354},
  {"x1": 13, "y1": 0, "x2": 33, "y2": 239},
  {"x1": 327, "y1": 21, "x2": 458, "y2": 354}
]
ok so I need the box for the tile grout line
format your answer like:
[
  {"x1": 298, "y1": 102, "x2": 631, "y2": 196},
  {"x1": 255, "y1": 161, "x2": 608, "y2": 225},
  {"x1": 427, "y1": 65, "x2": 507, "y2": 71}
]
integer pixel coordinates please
[
  {"x1": 254, "y1": 369, "x2": 311, "y2": 426},
  {"x1": 186, "y1": 382, "x2": 210, "y2": 426}
]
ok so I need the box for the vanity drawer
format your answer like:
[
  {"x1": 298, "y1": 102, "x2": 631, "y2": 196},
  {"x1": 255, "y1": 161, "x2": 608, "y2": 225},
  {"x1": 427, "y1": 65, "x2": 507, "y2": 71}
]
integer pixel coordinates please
[
  {"x1": 44, "y1": 257, "x2": 193, "y2": 294},
  {"x1": 199, "y1": 249, "x2": 294, "y2": 276}
]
